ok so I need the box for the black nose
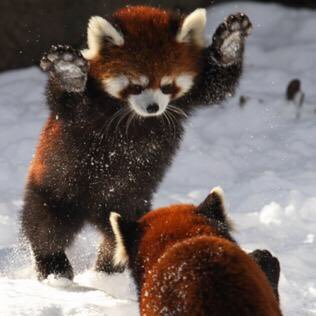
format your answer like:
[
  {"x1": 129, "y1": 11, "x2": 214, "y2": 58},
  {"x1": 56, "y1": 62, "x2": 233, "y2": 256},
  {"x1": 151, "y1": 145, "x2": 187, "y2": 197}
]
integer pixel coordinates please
[{"x1": 146, "y1": 103, "x2": 159, "y2": 114}]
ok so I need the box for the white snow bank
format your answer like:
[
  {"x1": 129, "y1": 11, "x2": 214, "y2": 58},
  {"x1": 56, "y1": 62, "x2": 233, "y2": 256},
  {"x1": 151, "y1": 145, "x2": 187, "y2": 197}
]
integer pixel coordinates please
[{"x1": 0, "y1": 277, "x2": 137, "y2": 316}]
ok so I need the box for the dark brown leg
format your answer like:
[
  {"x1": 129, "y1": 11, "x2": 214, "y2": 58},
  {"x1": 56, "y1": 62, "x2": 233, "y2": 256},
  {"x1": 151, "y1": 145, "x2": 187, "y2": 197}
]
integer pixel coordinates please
[
  {"x1": 94, "y1": 232, "x2": 124, "y2": 274},
  {"x1": 249, "y1": 249, "x2": 281, "y2": 301},
  {"x1": 22, "y1": 189, "x2": 85, "y2": 280}
]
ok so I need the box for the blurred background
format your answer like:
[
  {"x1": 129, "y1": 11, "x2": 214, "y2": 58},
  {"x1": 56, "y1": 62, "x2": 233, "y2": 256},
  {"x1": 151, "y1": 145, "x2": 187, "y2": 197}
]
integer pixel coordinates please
[{"x1": 1, "y1": 0, "x2": 315, "y2": 72}]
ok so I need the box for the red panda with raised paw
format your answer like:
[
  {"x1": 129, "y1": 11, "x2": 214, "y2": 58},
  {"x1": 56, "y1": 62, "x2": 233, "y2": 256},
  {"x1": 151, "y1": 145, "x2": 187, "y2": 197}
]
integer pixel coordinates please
[
  {"x1": 22, "y1": 6, "x2": 252, "y2": 280},
  {"x1": 110, "y1": 188, "x2": 282, "y2": 316}
]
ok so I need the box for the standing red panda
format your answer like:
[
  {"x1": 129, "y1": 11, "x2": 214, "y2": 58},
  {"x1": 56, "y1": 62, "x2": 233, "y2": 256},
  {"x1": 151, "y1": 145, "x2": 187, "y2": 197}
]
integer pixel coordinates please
[
  {"x1": 110, "y1": 188, "x2": 282, "y2": 316},
  {"x1": 21, "y1": 6, "x2": 252, "y2": 280}
]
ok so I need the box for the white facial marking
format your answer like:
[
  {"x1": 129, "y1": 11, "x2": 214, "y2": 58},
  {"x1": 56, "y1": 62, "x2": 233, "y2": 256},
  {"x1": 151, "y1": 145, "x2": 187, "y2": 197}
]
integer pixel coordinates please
[
  {"x1": 131, "y1": 75, "x2": 149, "y2": 87},
  {"x1": 161, "y1": 76, "x2": 173, "y2": 86},
  {"x1": 103, "y1": 75, "x2": 129, "y2": 98},
  {"x1": 109, "y1": 212, "x2": 129, "y2": 266},
  {"x1": 175, "y1": 73, "x2": 194, "y2": 98},
  {"x1": 176, "y1": 8, "x2": 207, "y2": 47},
  {"x1": 128, "y1": 89, "x2": 170, "y2": 117},
  {"x1": 81, "y1": 16, "x2": 125, "y2": 60}
]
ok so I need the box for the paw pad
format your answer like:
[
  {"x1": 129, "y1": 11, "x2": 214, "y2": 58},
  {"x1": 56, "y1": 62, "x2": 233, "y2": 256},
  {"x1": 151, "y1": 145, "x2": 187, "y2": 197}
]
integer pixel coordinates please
[
  {"x1": 40, "y1": 45, "x2": 88, "y2": 92},
  {"x1": 212, "y1": 13, "x2": 252, "y2": 65},
  {"x1": 224, "y1": 13, "x2": 252, "y2": 36}
]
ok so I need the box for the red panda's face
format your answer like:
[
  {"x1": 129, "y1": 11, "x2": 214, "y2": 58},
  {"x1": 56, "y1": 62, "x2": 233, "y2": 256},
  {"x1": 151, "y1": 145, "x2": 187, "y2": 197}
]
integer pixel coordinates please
[{"x1": 82, "y1": 6, "x2": 207, "y2": 117}]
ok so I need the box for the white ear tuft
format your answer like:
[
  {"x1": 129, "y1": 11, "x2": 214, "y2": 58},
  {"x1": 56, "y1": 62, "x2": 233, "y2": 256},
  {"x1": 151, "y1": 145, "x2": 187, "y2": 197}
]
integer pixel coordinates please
[
  {"x1": 176, "y1": 9, "x2": 207, "y2": 47},
  {"x1": 109, "y1": 212, "x2": 129, "y2": 267},
  {"x1": 210, "y1": 186, "x2": 225, "y2": 202},
  {"x1": 210, "y1": 186, "x2": 227, "y2": 215},
  {"x1": 81, "y1": 16, "x2": 124, "y2": 60},
  {"x1": 210, "y1": 186, "x2": 234, "y2": 230}
]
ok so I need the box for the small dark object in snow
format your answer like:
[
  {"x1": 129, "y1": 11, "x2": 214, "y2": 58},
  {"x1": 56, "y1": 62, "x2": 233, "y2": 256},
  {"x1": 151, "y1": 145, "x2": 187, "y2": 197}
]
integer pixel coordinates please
[
  {"x1": 239, "y1": 95, "x2": 250, "y2": 108},
  {"x1": 286, "y1": 78, "x2": 305, "y2": 119},
  {"x1": 286, "y1": 79, "x2": 301, "y2": 101}
]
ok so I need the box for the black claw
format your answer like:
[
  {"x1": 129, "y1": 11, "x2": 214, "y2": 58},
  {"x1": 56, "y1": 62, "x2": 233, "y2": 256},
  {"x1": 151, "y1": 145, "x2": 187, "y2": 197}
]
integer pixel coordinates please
[
  {"x1": 40, "y1": 55, "x2": 52, "y2": 71},
  {"x1": 226, "y1": 14, "x2": 237, "y2": 24}
]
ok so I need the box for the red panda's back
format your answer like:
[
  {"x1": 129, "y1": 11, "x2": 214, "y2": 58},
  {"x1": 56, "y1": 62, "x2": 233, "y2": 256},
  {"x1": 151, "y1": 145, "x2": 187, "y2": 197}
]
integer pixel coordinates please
[{"x1": 140, "y1": 235, "x2": 282, "y2": 316}]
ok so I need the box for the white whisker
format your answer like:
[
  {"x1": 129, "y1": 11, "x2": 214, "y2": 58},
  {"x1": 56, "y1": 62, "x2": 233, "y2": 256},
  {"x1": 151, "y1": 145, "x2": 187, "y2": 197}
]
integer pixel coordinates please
[
  {"x1": 125, "y1": 111, "x2": 136, "y2": 136},
  {"x1": 168, "y1": 105, "x2": 188, "y2": 118},
  {"x1": 165, "y1": 109, "x2": 177, "y2": 139},
  {"x1": 115, "y1": 108, "x2": 131, "y2": 134}
]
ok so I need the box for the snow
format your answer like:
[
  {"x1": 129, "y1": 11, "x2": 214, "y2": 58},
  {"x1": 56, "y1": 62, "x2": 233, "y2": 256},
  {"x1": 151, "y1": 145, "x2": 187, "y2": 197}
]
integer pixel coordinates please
[{"x1": 1, "y1": 2, "x2": 316, "y2": 315}]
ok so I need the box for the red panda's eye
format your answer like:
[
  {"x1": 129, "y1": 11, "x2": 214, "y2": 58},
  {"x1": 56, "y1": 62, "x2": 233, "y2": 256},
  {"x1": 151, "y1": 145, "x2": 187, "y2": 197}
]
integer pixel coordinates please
[
  {"x1": 130, "y1": 84, "x2": 144, "y2": 95},
  {"x1": 161, "y1": 84, "x2": 176, "y2": 95}
]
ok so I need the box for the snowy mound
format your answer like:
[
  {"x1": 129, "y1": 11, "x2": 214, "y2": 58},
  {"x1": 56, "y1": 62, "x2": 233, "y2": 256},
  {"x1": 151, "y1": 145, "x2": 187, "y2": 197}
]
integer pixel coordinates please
[{"x1": 0, "y1": 2, "x2": 316, "y2": 315}]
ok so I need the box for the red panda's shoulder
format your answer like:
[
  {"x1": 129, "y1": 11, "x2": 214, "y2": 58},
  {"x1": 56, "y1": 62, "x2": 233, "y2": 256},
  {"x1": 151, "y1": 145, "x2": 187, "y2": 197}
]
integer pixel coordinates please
[{"x1": 140, "y1": 235, "x2": 282, "y2": 316}]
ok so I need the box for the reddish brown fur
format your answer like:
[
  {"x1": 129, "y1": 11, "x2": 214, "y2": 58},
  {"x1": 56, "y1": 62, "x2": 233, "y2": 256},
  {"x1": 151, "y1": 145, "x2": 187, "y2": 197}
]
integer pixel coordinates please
[
  {"x1": 28, "y1": 117, "x2": 61, "y2": 185},
  {"x1": 137, "y1": 205, "x2": 219, "y2": 274},
  {"x1": 124, "y1": 204, "x2": 282, "y2": 316},
  {"x1": 89, "y1": 6, "x2": 203, "y2": 91}
]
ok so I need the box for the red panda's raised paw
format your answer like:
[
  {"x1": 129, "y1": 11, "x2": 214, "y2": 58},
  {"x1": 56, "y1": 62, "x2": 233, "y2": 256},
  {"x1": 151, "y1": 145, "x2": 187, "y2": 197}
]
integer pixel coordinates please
[
  {"x1": 211, "y1": 13, "x2": 252, "y2": 66},
  {"x1": 40, "y1": 45, "x2": 89, "y2": 93}
]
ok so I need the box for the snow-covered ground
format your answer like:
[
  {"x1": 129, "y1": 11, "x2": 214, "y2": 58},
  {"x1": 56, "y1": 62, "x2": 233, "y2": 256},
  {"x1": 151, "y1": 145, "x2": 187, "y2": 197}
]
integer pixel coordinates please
[{"x1": 1, "y1": 2, "x2": 316, "y2": 315}]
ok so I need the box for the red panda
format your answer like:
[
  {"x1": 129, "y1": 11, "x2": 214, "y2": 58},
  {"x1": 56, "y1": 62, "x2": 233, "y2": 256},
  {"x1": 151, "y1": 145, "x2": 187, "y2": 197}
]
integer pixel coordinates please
[
  {"x1": 22, "y1": 6, "x2": 252, "y2": 280},
  {"x1": 110, "y1": 188, "x2": 282, "y2": 316}
]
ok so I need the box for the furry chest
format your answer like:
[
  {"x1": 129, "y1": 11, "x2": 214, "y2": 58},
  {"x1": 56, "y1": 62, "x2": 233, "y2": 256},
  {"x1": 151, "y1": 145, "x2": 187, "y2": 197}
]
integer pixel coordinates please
[{"x1": 75, "y1": 136, "x2": 169, "y2": 194}]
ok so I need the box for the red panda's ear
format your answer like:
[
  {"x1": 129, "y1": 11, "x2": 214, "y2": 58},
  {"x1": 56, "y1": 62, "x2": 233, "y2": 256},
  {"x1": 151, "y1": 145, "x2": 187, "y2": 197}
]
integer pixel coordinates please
[
  {"x1": 81, "y1": 16, "x2": 124, "y2": 60},
  {"x1": 197, "y1": 187, "x2": 234, "y2": 231},
  {"x1": 109, "y1": 212, "x2": 138, "y2": 267},
  {"x1": 176, "y1": 8, "x2": 207, "y2": 47}
]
